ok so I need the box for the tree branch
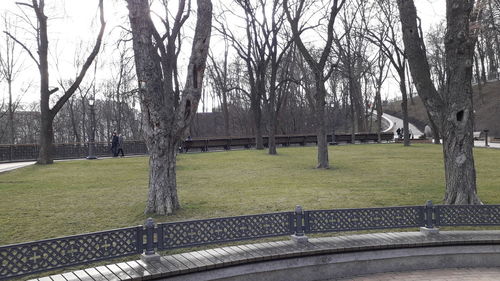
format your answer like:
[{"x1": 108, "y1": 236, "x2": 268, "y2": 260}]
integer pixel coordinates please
[
  {"x1": 51, "y1": 0, "x2": 106, "y2": 115},
  {"x1": 3, "y1": 31, "x2": 40, "y2": 68}
]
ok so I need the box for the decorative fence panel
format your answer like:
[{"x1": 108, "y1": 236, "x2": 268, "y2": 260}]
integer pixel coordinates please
[
  {"x1": 0, "y1": 226, "x2": 143, "y2": 280},
  {"x1": 305, "y1": 206, "x2": 425, "y2": 233},
  {"x1": 436, "y1": 205, "x2": 500, "y2": 226},
  {"x1": 157, "y1": 212, "x2": 294, "y2": 250}
]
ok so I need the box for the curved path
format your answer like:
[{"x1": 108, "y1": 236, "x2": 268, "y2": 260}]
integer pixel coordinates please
[{"x1": 379, "y1": 111, "x2": 424, "y2": 138}]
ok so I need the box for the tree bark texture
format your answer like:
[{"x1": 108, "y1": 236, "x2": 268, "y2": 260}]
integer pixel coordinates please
[
  {"x1": 127, "y1": 0, "x2": 212, "y2": 214},
  {"x1": 398, "y1": 0, "x2": 481, "y2": 204}
]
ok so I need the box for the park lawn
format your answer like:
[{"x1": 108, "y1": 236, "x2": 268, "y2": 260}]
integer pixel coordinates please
[{"x1": 1, "y1": 143, "x2": 500, "y2": 245}]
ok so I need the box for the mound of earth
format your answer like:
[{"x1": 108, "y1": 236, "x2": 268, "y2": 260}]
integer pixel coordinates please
[{"x1": 383, "y1": 80, "x2": 500, "y2": 137}]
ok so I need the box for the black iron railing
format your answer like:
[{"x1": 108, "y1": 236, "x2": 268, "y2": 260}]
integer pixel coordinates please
[
  {"x1": 0, "y1": 133, "x2": 394, "y2": 162},
  {"x1": 3, "y1": 200, "x2": 499, "y2": 280}
]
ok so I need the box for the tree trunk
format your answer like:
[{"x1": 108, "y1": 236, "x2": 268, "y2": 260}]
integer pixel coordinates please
[
  {"x1": 128, "y1": 0, "x2": 212, "y2": 214},
  {"x1": 442, "y1": 117, "x2": 480, "y2": 204},
  {"x1": 399, "y1": 75, "x2": 410, "y2": 146},
  {"x1": 145, "y1": 136, "x2": 180, "y2": 214},
  {"x1": 8, "y1": 80, "x2": 14, "y2": 145},
  {"x1": 268, "y1": 96, "x2": 277, "y2": 155},
  {"x1": 426, "y1": 110, "x2": 441, "y2": 144},
  {"x1": 375, "y1": 89, "x2": 383, "y2": 143},
  {"x1": 69, "y1": 99, "x2": 81, "y2": 143},
  {"x1": 222, "y1": 92, "x2": 230, "y2": 136},
  {"x1": 474, "y1": 52, "x2": 482, "y2": 94},
  {"x1": 251, "y1": 95, "x2": 264, "y2": 149},
  {"x1": 38, "y1": 112, "x2": 54, "y2": 164},
  {"x1": 268, "y1": 109, "x2": 277, "y2": 155},
  {"x1": 397, "y1": 0, "x2": 481, "y2": 204},
  {"x1": 316, "y1": 81, "x2": 329, "y2": 169},
  {"x1": 350, "y1": 96, "x2": 356, "y2": 143},
  {"x1": 478, "y1": 44, "x2": 487, "y2": 83}
]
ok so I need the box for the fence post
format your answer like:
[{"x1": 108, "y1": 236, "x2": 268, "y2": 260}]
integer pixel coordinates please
[
  {"x1": 420, "y1": 200, "x2": 439, "y2": 235},
  {"x1": 141, "y1": 218, "x2": 161, "y2": 262},
  {"x1": 291, "y1": 205, "x2": 308, "y2": 243}
]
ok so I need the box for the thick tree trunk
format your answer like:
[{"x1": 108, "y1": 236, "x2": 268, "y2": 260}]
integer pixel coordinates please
[
  {"x1": 38, "y1": 112, "x2": 54, "y2": 164},
  {"x1": 128, "y1": 0, "x2": 211, "y2": 214},
  {"x1": 146, "y1": 137, "x2": 180, "y2": 214},
  {"x1": 442, "y1": 122, "x2": 480, "y2": 204},
  {"x1": 398, "y1": 0, "x2": 481, "y2": 204}
]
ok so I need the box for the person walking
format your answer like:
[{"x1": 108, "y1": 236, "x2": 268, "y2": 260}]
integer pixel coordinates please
[
  {"x1": 117, "y1": 133, "x2": 125, "y2": 157},
  {"x1": 111, "y1": 132, "x2": 119, "y2": 157}
]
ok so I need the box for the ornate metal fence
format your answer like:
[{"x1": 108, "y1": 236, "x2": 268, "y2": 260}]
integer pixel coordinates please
[
  {"x1": 3, "y1": 202, "x2": 500, "y2": 280},
  {"x1": 0, "y1": 226, "x2": 143, "y2": 280},
  {"x1": 157, "y1": 212, "x2": 294, "y2": 250}
]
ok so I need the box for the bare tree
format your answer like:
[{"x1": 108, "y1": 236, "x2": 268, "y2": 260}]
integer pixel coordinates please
[
  {"x1": 8, "y1": 0, "x2": 106, "y2": 164},
  {"x1": 0, "y1": 14, "x2": 23, "y2": 147},
  {"x1": 284, "y1": 0, "x2": 346, "y2": 168},
  {"x1": 208, "y1": 42, "x2": 231, "y2": 137},
  {"x1": 127, "y1": 0, "x2": 212, "y2": 215},
  {"x1": 370, "y1": 49, "x2": 390, "y2": 143},
  {"x1": 215, "y1": 0, "x2": 272, "y2": 150},
  {"x1": 397, "y1": 0, "x2": 482, "y2": 204},
  {"x1": 364, "y1": 0, "x2": 411, "y2": 146}
]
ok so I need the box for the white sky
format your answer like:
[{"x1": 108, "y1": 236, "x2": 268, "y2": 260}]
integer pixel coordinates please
[{"x1": 0, "y1": 0, "x2": 445, "y2": 106}]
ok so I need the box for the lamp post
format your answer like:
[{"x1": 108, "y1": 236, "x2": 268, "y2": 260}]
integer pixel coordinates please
[{"x1": 87, "y1": 96, "x2": 97, "y2": 159}]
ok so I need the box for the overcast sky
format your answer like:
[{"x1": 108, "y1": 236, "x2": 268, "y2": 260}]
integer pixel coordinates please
[{"x1": 0, "y1": 0, "x2": 445, "y2": 106}]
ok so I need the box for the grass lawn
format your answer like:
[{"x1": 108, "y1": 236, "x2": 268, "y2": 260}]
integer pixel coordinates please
[{"x1": 1, "y1": 143, "x2": 500, "y2": 245}]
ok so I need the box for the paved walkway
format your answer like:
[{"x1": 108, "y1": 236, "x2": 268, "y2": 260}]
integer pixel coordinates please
[
  {"x1": 335, "y1": 267, "x2": 500, "y2": 281},
  {"x1": 382, "y1": 112, "x2": 424, "y2": 138},
  {"x1": 0, "y1": 161, "x2": 35, "y2": 173}
]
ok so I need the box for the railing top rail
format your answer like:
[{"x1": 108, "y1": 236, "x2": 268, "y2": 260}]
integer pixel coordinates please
[
  {"x1": 304, "y1": 205, "x2": 424, "y2": 212},
  {"x1": 0, "y1": 225, "x2": 142, "y2": 249},
  {"x1": 157, "y1": 210, "x2": 294, "y2": 226}
]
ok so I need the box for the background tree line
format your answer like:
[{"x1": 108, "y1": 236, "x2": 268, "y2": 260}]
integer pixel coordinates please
[
  {"x1": 0, "y1": 0, "x2": 499, "y2": 213},
  {"x1": 1, "y1": 0, "x2": 498, "y2": 148}
]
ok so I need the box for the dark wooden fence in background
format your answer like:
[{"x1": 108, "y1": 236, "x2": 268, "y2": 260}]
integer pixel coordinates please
[{"x1": 0, "y1": 133, "x2": 394, "y2": 162}]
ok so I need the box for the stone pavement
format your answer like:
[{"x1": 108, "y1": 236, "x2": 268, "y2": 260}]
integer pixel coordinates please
[
  {"x1": 0, "y1": 161, "x2": 35, "y2": 173},
  {"x1": 335, "y1": 267, "x2": 500, "y2": 281}
]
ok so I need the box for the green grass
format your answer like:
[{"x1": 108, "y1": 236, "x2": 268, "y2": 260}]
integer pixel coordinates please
[{"x1": 1, "y1": 143, "x2": 500, "y2": 245}]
